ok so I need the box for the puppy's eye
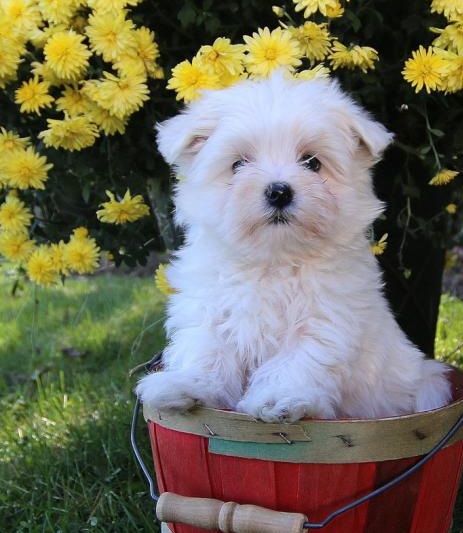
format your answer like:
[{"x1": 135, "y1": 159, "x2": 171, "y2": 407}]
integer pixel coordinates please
[
  {"x1": 301, "y1": 154, "x2": 321, "y2": 172},
  {"x1": 232, "y1": 159, "x2": 247, "y2": 173}
]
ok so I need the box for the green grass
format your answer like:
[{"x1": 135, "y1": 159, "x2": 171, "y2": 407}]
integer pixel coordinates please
[
  {"x1": 1, "y1": 273, "x2": 462, "y2": 532},
  {"x1": 0, "y1": 273, "x2": 165, "y2": 532}
]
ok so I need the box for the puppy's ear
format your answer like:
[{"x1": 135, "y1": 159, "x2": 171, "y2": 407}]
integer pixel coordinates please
[
  {"x1": 156, "y1": 102, "x2": 217, "y2": 166},
  {"x1": 344, "y1": 103, "x2": 394, "y2": 161}
]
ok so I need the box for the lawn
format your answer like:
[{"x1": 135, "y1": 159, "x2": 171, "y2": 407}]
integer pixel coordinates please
[{"x1": 0, "y1": 272, "x2": 462, "y2": 532}]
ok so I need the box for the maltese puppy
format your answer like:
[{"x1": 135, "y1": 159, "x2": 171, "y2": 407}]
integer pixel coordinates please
[{"x1": 137, "y1": 72, "x2": 450, "y2": 422}]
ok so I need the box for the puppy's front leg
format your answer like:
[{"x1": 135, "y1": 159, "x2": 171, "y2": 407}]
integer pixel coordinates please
[
  {"x1": 237, "y1": 345, "x2": 343, "y2": 422},
  {"x1": 136, "y1": 344, "x2": 244, "y2": 412}
]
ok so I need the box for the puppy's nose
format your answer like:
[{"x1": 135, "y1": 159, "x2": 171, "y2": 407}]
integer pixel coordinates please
[{"x1": 265, "y1": 182, "x2": 293, "y2": 209}]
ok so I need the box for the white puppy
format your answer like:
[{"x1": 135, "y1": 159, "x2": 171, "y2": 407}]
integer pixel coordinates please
[{"x1": 137, "y1": 72, "x2": 451, "y2": 422}]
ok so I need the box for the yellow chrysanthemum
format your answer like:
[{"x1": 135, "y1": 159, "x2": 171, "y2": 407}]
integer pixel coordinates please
[
  {"x1": 87, "y1": 0, "x2": 143, "y2": 13},
  {"x1": 2, "y1": 0, "x2": 42, "y2": 35},
  {"x1": 29, "y1": 22, "x2": 68, "y2": 49},
  {"x1": 293, "y1": 0, "x2": 339, "y2": 18},
  {"x1": 85, "y1": 101, "x2": 128, "y2": 135},
  {"x1": 38, "y1": 115, "x2": 100, "y2": 151},
  {"x1": 64, "y1": 227, "x2": 100, "y2": 274},
  {"x1": 1, "y1": 147, "x2": 52, "y2": 189},
  {"x1": 431, "y1": 19, "x2": 463, "y2": 55},
  {"x1": 446, "y1": 203, "x2": 458, "y2": 214},
  {"x1": 96, "y1": 189, "x2": 150, "y2": 224},
  {"x1": 243, "y1": 27, "x2": 302, "y2": 78},
  {"x1": 429, "y1": 168, "x2": 459, "y2": 185},
  {"x1": 370, "y1": 233, "x2": 388, "y2": 256},
  {"x1": 44, "y1": 30, "x2": 92, "y2": 82},
  {"x1": 114, "y1": 27, "x2": 160, "y2": 79},
  {"x1": 154, "y1": 263, "x2": 175, "y2": 295},
  {"x1": 325, "y1": 1, "x2": 344, "y2": 18},
  {"x1": 289, "y1": 22, "x2": 332, "y2": 64},
  {"x1": 431, "y1": 0, "x2": 463, "y2": 20},
  {"x1": 329, "y1": 41, "x2": 379, "y2": 72},
  {"x1": 437, "y1": 49, "x2": 463, "y2": 93},
  {"x1": 196, "y1": 38, "x2": 246, "y2": 78},
  {"x1": 272, "y1": 6, "x2": 285, "y2": 17},
  {"x1": 49, "y1": 240, "x2": 69, "y2": 275},
  {"x1": 167, "y1": 57, "x2": 221, "y2": 102},
  {"x1": 0, "y1": 230, "x2": 35, "y2": 263},
  {"x1": 37, "y1": 0, "x2": 80, "y2": 25},
  {"x1": 26, "y1": 246, "x2": 59, "y2": 286},
  {"x1": 83, "y1": 71, "x2": 149, "y2": 119},
  {"x1": 86, "y1": 11, "x2": 137, "y2": 63},
  {"x1": 0, "y1": 128, "x2": 30, "y2": 153},
  {"x1": 296, "y1": 64, "x2": 331, "y2": 80},
  {"x1": 0, "y1": 38, "x2": 23, "y2": 82},
  {"x1": 14, "y1": 77, "x2": 54, "y2": 114},
  {"x1": 402, "y1": 46, "x2": 451, "y2": 93},
  {"x1": 0, "y1": 194, "x2": 33, "y2": 233},
  {"x1": 30, "y1": 61, "x2": 63, "y2": 86},
  {"x1": 55, "y1": 86, "x2": 89, "y2": 116}
]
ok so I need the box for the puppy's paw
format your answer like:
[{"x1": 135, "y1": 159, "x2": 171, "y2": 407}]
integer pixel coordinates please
[
  {"x1": 237, "y1": 391, "x2": 336, "y2": 423},
  {"x1": 136, "y1": 372, "x2": 200, "y2": 412}
]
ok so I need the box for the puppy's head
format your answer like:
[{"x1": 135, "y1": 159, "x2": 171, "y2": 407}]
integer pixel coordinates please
[{"x1": 157, "y1": 72, "x2": 392, "y2": 263}]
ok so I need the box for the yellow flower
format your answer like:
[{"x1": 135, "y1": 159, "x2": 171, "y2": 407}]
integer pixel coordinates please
[
  {"x1": 196, "y1": 38, "x2": 246, "y2": 78},
  {"x1": 15, "y1": 77, "x2": 54, "y2": 114},
  {"x1": 114, "y1": 27, "x2": 161, "y2": 79},
  {"x1": 0, "y1": 127, "x2": 30, "y2": 153},
  {"x1": 167, "y1": 57, "x2": 221, "y2": 102},
  {"x1": 243, "y1": 27, "x2": 302, "y2": 78},
  {"x1": 85, "y1": 101, "x2": 128, "y2": 135},
  {"x1": 293, "y1": 0, "x2": 339, "y2": 18},
  {"x1": 26, "y1": 246, "x2": 59, "y2": 286},
  {"x1": 429, "y1": 168, "x2": 459, "y2": 185},
  {"x1": 96, "y1": 189, "x2": 150, "y2": 224},
  {"x1": 325, "y1": 1, "x2": 344, "y2": 18},
  {"x1": 431, "y1": 19, "x2": 463, "y2": 55},
  {"x1": 402, "y1": 46, "x2": 451, "y2": 93},
  {"x1": 55, "y1": 86, "x2": 89, "y2": 116},
  {"x1": 154, "y1": 263, "x2": 175, "y2": 295},
  {"x1": 370, "y1": 233, "x2": 388, "y2": 256},
  {"x1": 272, "y1": 6, "x2": 285, "y2": 17},
  {"x1": 30, "y1": 61, "x2": 63, "y2": 86},
  {"x1": 44, "y1": 30, "x2": 92, "y2": 82},
  {"x1": 296, "y1": 64, "x2": 331, "y2": 80},
  {"x1": 446, "y1": 203, "x2": 458, "y2": 214},
  {"x1": 288, "y1": 22, "x2": 332, "y2": 64},
  {"x1": 29, "y1": 22, "x2": 68, "y2": 49},
  {"x1": 3, "y1": 0, "x2": 42, "y2": 35},
  {"x1": 0, "y1": 36, "x2": 23, "y2": 82},
  {"x1": 329, "y1": 41, "x2": 379, "y2": 72},
  {"x1": 431, "y1": 0, "x2": 463, "y2": 20},
  {"x1": 87, "y1": 0, "x2": 143, "y2": 12},
  {"x1": 64, "y1": 227, "x2": 100, "y2": 274},
  {"x1": 0, "y1": 230, "x2": 35, "y2": 263},
  {"x1": 83, "y1": 71, "x2": 149, "y2": 119},
  {"x1": 37, "y1": 0, "x2": 80, "y2": 25},
  {"x1": 49, "y1": 241, "x2": 69, "y2": 275},
  {"x1": 437, "y1": 49, "x2": 463, "y2": 93},
  {"x1": 0, "y1": 194, "x2": 33, "y2": 233},
  {"x1": 86, "y1": 11, "x2": 137, "y2": 63},
  {"x1": 39, "y1": 116, "x2": 100, "y2": 151},
  {"x1": 1, "y1": 147, "x2": 52, "y2": 189}
]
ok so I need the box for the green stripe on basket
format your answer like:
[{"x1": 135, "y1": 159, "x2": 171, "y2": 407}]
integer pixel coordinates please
[{"x1": 208, "y1": 438, "x2": 315, "y2": 462}]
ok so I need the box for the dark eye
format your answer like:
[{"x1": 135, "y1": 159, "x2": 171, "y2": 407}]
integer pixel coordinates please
[
  {"x1": 232, "y1": 159, "x2": 247, "y2": 173},
  {"x1": 301, "y1": 154, "x2": 321, "y2": 172}
]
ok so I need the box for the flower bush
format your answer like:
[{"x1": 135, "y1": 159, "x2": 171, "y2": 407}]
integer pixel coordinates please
[{"x1": 0, "y1": 0, "x2": 461, "y2": 353}]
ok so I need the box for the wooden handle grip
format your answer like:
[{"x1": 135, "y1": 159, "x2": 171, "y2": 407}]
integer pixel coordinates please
[{"x1": 156, "y1": 492, "x2": 307, "y2": 533}]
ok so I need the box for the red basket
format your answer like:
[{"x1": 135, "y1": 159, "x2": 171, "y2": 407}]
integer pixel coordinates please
[{"x1": 139, "y1": 366, "x2": 463, "y2": 533}]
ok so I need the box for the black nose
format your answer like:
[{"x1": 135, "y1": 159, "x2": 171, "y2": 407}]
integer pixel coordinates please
[{"x1": 265, "y1": 182, "x2": 293, "y2": 209}]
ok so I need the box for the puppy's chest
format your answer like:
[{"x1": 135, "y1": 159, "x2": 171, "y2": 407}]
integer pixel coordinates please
[{"x1": 211, "y1": 272, "x2": 315, "y2": 362}]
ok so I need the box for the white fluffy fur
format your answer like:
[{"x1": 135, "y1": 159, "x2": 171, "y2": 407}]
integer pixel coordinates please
[{"x1": 136, "y1": 72, "x2": 451, "y2": 422}]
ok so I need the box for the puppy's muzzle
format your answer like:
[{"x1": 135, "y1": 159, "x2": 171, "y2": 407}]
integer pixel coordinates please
[{"x1": 265, "y1": 182, "x2": 293, "y2": 210}]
